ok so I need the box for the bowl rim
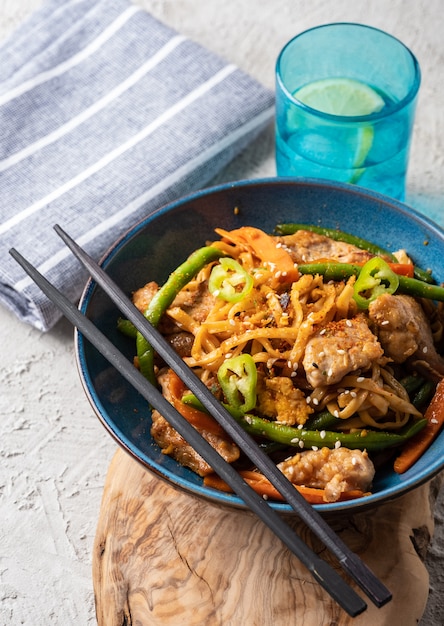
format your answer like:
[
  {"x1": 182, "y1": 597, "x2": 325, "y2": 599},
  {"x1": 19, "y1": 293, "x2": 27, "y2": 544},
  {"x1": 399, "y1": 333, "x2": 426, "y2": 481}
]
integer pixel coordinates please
[{"x1": 75, "y1": 177, "x2": 444, "y2": 514}]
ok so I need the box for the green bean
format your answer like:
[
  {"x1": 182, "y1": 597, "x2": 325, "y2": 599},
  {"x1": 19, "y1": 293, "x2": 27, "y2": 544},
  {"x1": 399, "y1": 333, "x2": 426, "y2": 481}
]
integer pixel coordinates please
[
  {"x1": 413, "y1": 380, "x2": 436, "y2": 410},
  {"x1": 137, "y1": 246, "x2": 224, "y2": 383},
  {"x1": 397, "y1": 275, "x2": 444, "y2": 301},
  {"x1": 235, "y1": 413, "x2": 428, "y2": 452},
  {"x1": 298, "y1": 262, "x2": 444, "y2": 302},
  {"x1": 275, "y1": 223, "x2": 434, "y2": 284},
  {"x1": 304, "y1": 410, "x2": 343, "y2": 431},
  {"x1": 182, "y1": 392, "x2": 207, "y2": 411},
  {"x1": 400, "y1": 374, "x2": 426, "y2": 396},
  {"x1": 117, "y1": 317, "x2": 137, "y2": 338},
  {"x1": 299, "y1": 262, "x2": 361, "y2": 280},
  {"x1": 181, "y1": 392, "x2": 428, "y2": 451}
]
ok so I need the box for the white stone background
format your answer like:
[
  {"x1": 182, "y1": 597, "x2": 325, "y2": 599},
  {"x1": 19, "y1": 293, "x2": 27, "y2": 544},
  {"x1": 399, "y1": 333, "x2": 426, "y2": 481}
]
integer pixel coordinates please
[{"x1": 0, "y1": 0, "x2": 443, "y2": 624}]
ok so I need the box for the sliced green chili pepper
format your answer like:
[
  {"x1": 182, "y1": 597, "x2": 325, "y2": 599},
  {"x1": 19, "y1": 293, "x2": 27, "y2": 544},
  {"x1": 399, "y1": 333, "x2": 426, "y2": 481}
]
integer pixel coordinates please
[
  {"x1": 137, "y1": 246, "x2": 224, "y2": 384},
  {"x1": 353, "y1": 256, "x2": 399, "y2": 309},
  {"x1": 217, "y1": 354, "x2": 257, "y2": 413},
  {"x1": 235, "y1": 413, "x2": 427, "y2": 452},
  {"x1": 275, "y1": 222, "x2": 434, "y2": 284},
  {"x1": 208, "y1": 257, "x2": 253, "y2": 303}
]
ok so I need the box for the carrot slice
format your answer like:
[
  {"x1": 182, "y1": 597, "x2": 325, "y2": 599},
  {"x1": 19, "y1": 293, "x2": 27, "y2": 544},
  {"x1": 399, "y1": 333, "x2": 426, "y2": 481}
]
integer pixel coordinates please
[
  {"x1": 204, "y1": 470, "x2": 368, "y2": 503},
  {"x1": 394, "y1": 378, "x2": 444, "y2": 474},
  {"x1": 215, "y1": 226, "x2": 300, "y2": 282},
  {"x1": 167, "y1": 370, "x2": 226, "y2": 436},
  {"x1": 386, "y1": 263, "x2": 415, "y2": 278}
]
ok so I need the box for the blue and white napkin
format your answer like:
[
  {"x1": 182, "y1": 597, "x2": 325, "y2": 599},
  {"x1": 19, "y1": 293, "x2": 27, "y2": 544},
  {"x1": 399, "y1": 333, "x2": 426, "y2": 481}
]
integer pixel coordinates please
[{"x1": 0, "y1": 0, "x2": 274, "y2": 331}]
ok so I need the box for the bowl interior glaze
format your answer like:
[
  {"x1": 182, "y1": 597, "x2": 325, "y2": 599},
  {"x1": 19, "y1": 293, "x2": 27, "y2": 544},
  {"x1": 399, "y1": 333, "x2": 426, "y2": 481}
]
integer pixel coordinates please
[{"x1": 76, "y1": 178, "x2": 444, "y2": 513}]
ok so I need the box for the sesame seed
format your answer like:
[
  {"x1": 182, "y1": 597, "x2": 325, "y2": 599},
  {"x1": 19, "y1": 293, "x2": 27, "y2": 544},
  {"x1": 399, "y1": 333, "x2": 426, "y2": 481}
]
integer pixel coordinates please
[
  {"x1": 319, "y1": 351, "x2": 325, "y2": 357},
  {"x1": 293, "y1": 362, "x2": 298, "y2": 370},
  {"x1": 320, "y1": 430, "x2": 326, "y2": 439},
  {"x1": 357, "y1": 376, "x2": 365, "y2": 383},
  {"x1": 319, "y1": 328, "x2": 326, "y2": 335},
  {"x1": 287, "y1": 360, "x2": 292, "y2": 368},
  {"x1": 291, "y1": 371, "x2": 297, "y2": 377},
  {"x1": 423, "y1": 346, "x2": 428, "y2": 354},
  {"x1": 313, "y1": 398, "x2": 319, "y2": 406},
  {"x1": 381, "y1": 320, "x2": 390, "y2": 326},
  {"x1": 299, "y1": 441, "x2": 305, "y2": 449},
  {"x1": 276, "y1": 242, "x2": 283, "y2": 248},
  {"x1": 306, "y1": 395, "x2": 311, "y2": 404},
  {"x1": 431, "y1": 418, "x2": 439, "y2": 424},
  {"x1": 352, "y1": 457, "x2": 357, "y2": 466},
  {"x1": 213, "y1": 289, "x2": 220, "y2": 297},
  {"x1": 346, "y1": 320, "x2": 352, "y2": 327},
  {"x1": 229, "y1": 319, "x2": 235, "y2": 326},
  {"x1": 337, "y1": 349, "x2": 345, "y2": 355},
  {"x1": 262, "y1": 494, "x2": 269, "y2": 500},
  {"x1": 298, "y1": 424, "x2": 304, "y2": 430},
  {"x1": 328, "y1": 368, "x2": 334, "y2": 377},
  {"x1": 312, "y1": 446, "x2": 319, "y2": 451},
  {"x1": 333, "y1": 410, "x2": 339, "y2": 418},
  {"x1": 245, "y1": 416, "x2": 252, "y2": 424},
  {"x1": 291, "y1": 437, "x2": 299, "y2": 444},
  {"x1": 335, "y1": 440, "x2": 342, "y2": 449},
  {"x1": 350, "y1": 391, "x2": 357, "y2": 398},
  {"x1": 282, "y1": 271, "x2": 287, "y2": 277}
]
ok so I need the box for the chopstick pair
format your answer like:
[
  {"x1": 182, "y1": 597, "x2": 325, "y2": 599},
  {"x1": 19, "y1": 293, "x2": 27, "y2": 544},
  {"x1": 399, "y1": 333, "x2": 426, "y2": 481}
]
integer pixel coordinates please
[{"x1": 10, "y1": 225, "x2": 392, "y2": 617}]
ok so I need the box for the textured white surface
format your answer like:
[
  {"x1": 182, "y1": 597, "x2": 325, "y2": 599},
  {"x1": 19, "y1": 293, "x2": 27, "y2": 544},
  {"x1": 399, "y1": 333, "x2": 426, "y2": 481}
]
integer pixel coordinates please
[{"x1": 0, "y1": 1, "x2": 443, "y2": 624}]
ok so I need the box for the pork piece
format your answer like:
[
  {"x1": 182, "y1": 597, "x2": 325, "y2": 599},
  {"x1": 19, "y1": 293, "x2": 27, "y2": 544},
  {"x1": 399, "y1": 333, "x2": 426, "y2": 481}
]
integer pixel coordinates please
[
  {"x1": 302, "y1": 315, "x2": 384, "y2": 387},
  {"x1": 132, "y1": 280, "x2": 215, "y2": 326},
  {"x1": 278, "y1": 447, "x2": 375, "y2": 502},
  {"x1": 151, "y1": 370, "x2": 240, "y2": 476},
  {"x1": 132, "y1": 280, "x2": 158, "y2": 313},
  {"x1": 132, "y1": 280, "x2": 215, "y2": 357},
  {"x1": 276, "y1": 230, "x2": 374, "y2": 265},
  {"x1": 368, "y1": 293, "x2": 444, "y2": 381},
  {"x1": 170, "y1": 280, "x2": 216, "y2": 322}
]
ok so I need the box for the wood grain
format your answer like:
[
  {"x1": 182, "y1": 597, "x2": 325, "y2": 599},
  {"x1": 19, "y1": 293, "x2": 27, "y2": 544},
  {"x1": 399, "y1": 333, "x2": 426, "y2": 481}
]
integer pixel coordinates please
[{"x1": 93, "y1": 448, "x2": 442, "y2": 626}]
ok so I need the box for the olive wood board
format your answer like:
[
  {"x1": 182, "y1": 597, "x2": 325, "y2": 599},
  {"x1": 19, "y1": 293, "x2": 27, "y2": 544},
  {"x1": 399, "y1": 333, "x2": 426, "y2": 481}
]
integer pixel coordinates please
[{"x1": 93, "y1": 447, "x2": 443, "y2": 626}]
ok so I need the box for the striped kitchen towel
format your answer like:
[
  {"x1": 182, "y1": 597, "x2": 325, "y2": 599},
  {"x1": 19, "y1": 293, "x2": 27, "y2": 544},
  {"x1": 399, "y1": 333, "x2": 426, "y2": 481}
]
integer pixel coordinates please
[{"x1": 0, "y1": 0, "x2": 274, "y2": 331}]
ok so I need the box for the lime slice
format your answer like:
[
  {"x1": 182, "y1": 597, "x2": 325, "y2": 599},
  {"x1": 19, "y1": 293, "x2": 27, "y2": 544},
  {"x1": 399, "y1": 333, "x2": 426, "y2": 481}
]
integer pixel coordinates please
[
  {"x1": 293, "y1": 78, "x2": 385, "y2": 183},
  {"x1": 294, "y1": 78, "x2": 385, "y2": 117}
]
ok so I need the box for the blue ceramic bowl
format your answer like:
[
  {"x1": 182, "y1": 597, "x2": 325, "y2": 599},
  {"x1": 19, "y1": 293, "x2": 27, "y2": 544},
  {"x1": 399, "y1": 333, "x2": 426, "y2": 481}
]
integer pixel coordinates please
[{"x1": 76, "y1": 178, "x2": 444, "y2": 514}]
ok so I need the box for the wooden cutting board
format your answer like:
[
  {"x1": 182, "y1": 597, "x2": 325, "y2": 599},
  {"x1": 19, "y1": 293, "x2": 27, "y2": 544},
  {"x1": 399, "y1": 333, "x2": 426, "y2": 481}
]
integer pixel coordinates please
[{"x1": 93, "y1": 447, "x2": 442, "y2": 626}]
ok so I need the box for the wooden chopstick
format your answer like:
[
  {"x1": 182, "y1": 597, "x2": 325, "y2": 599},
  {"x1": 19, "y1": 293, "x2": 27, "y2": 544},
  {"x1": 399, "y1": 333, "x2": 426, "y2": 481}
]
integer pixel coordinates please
[{"x1": 10, "y1": 226, "x2": 392, "y2": 613}]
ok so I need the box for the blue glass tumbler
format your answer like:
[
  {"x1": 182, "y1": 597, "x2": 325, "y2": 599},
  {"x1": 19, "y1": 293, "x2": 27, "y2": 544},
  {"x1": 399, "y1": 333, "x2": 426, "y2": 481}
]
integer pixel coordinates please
[{"x1": 275, "y1": 23, "x2": 421, "y2": 200}]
